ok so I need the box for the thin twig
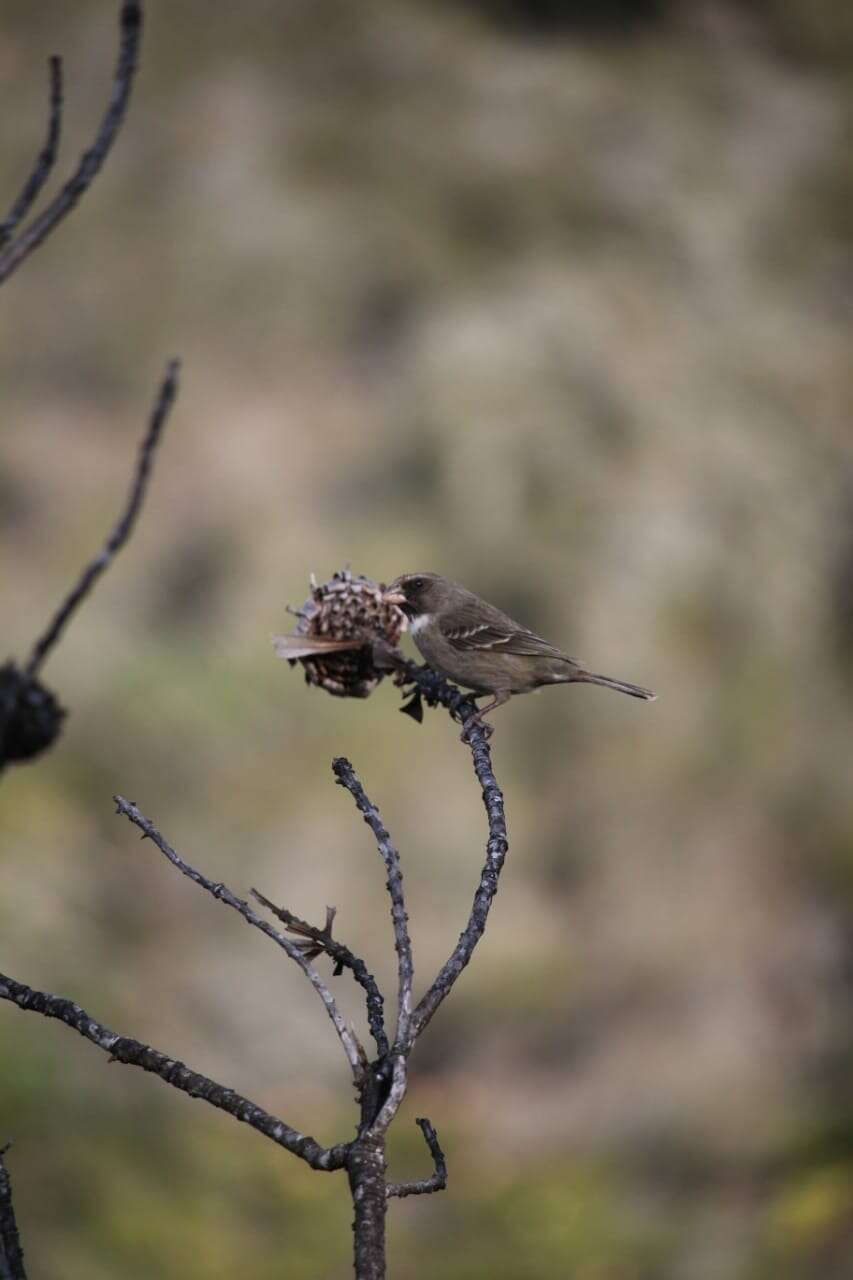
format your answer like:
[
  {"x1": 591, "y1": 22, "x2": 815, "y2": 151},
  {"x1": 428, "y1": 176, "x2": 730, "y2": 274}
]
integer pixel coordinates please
[
  {"x1": 390, "y1": 660, "x2": 509, "y2": 1048},
  {"x1": 332, "y1": 758, "x2": 413, "y2": 1051},
  {"x1": 0, "y1": 56, "x2": 63, "y2": 250},
  {"x1": 251, "y1": 890, "x2": 389, "y2": 1059},
  {"x1": 0, "y1": 2, "x2": 142, "y2": 286},
  {"x1": 113, "y1": 797, "x2": 366, "y2": 1083},
  {"x1": 0, "y1": 973, "x2": 348, "y2": 1172},
  {"x1": 24, "y1": 359, "x2": 179, "y2": 679},
  {"x1": 386, "y1": 1118, "x2": 447, "y2": 1199},
  {"x1": 0, "y1": 1144, "x2": 27, "y2": 1280}
]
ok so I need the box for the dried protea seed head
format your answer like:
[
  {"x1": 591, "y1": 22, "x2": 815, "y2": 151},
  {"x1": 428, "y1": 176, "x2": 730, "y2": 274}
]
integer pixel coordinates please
[
  {"x1": 276, "y1": 569, "x2": 405, "y2": 698},
  {"x1": 0, "y1": 662, "x2": 66, "y2": 764}
]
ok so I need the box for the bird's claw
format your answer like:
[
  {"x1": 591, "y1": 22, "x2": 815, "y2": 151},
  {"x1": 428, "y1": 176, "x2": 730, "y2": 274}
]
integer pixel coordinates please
[{"x1": 459, "y1": 711, "x2": 494, "y2": 742}]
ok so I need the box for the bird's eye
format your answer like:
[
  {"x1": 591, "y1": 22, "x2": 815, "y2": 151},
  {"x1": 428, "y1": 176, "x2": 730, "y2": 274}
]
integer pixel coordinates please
[{"x1": 408, "y1": 577, "x2": 424, "y2": 593}]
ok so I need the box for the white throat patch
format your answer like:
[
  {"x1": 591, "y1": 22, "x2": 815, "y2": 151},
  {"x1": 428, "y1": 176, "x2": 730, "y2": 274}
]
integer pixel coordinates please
[{"x1": 409, "y1": 613, "x2": 432, "y2": 636}]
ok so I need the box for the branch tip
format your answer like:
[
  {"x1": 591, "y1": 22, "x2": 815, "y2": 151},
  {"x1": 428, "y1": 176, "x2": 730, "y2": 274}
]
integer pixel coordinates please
[
  {"x1": 0, "y1": 54, "x2": 63, "y2": 251},
  {"x1": 333, "y1": 759, "x2": 414, "y2": 1057}
]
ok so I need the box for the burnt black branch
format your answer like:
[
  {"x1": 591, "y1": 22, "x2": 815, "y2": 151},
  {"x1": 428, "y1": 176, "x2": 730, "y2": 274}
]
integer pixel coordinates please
[
  {"x1": 0, "y1": 974, "x2": 347, "y2": 1173},
  {"x1": 332, "y1": 758, "x2": 413, "y2": 1050},
  {"x1": 0, "y1": 56, "x2": 63, "y2": 251},
  {"x1": 389, "y1": 658, "x2": 509, "y2": 1046},
  {"x1": 1, "y1": 360, "x2": 178, "y2": 773},
  {"x1": 2, "y1": 629, "x2": 508, "y2": 1274},
  {"x1": 0, "y1": 1, "x2": 142, "y2": 287},
  {"x1": 113, "y1": 796, "x2": 366, "y2": 1081},
  {"x1": 386, "y1": 1118, "x2": 447, "y2": 1199},
  {"x1": 251, "y1": 890, "x2": 389, "y2": 1058},
  {"x1": 24, "y1": 359, "x2": 179, "y2": 680},
  {"x1": 0, "y1": 1144, "x2": 27, "y2": 1280}
]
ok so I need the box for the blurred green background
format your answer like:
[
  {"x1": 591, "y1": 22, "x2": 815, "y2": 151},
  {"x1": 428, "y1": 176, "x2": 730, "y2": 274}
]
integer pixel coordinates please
[{"x1": 1, "y1": 2, "x2": 851, "y2": 1276}]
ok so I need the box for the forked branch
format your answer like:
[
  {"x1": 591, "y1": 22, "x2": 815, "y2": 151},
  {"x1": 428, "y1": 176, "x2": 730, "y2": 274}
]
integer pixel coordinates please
[
  {"x1": 113, "y1": 796, "x2": 367, "y2": 1082},
  {"x1": 2, "y1": 660, "x2": 507, "y2": 1277},
  {"x1": 0, "y1": 1, "x2": 142, "y2": 287},
  {"x1": 250, "y1": 891, "x2": 389, "y2": 1059}
]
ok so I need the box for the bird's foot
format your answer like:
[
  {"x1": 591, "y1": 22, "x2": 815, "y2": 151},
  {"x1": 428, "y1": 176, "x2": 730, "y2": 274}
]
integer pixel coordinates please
[{"x1": 459, "y1": 710, "x2": 494, "y2": 742}]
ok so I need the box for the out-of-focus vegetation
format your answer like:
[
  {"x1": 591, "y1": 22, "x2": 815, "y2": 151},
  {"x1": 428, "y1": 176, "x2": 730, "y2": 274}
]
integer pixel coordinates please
[{"x1": 1, "y1": 1, "x2": 851, "y2": 1276}]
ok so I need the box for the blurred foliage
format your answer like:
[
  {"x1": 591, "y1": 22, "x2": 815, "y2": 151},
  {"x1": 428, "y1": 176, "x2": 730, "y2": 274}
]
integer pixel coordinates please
[{"x1": 1, "y1": 0, "x2": 851, "y2": 1276}]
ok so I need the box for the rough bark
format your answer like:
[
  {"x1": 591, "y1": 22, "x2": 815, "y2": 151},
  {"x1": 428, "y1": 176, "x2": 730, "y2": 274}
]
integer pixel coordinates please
[
  {"x1": 348, "y1": 1133, "x2": 388, "y2": 1280},
  {"x1": 0, "y1": 1146, "x2": 27, "y2": 1280}
]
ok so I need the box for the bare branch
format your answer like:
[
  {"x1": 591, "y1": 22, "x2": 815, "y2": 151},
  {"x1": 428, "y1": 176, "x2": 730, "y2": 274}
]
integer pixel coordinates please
[
  {"x1": 0, "y1": 973, "x2": 347, "y2": 1173},
  {"x1": 251, "y1": 890, "x2": 389, "y2": 1059},
  {"x1": 0, "y1": 1144, "x2": 27, "y2": 1280},
  {"x1": 332, "y1": 758, "x2": 413, "y2": 1051},
  {"x1": 386, "y1": 1118, "x2": 447, "y2": 1199},
  {"x1": 113, "y1": 796, "x2": 367, "y2": 1083},
  {"x1": 1, "y1": 361, "x2": 175, "y2": 772},
  {"x1": 0, "y1": 56, "x2": 63, "y2": 250},
  {"x1": 24, "y1": 359, "x2": 179, "y2": 679},
  {"x1": 0, "y1": 2, "x2": 142, "y2": 286},
  {"x1": 390, "y1": 660, "x2": 509, "y2": 1047}
]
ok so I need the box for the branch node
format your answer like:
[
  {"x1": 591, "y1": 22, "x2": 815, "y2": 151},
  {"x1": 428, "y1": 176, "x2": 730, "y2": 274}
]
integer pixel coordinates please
[
  {"x1": 251, "y1": 888, "x2": 389, "y2": 1059},
  {"x1": 112, "y1": 799, "x2": 367, "y2": 1081}
]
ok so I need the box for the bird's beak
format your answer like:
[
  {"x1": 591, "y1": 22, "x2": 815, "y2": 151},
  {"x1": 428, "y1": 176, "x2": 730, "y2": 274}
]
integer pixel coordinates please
[{"x1": 383, "y1": 588, "x2": 407, "y2": 607}]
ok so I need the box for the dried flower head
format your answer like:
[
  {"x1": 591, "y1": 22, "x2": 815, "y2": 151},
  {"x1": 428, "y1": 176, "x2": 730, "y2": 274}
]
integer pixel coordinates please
[{"x1": 273, "y1": 569, "x2": 405, "y2": 698}]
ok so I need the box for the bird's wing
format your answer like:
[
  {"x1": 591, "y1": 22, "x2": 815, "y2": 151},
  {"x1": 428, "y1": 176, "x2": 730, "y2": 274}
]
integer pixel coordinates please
[
  {"x1": 273, "y1": 634, "x2": 362, "y2": 659},
  {"x1": 439, "y1": 603, "x2": 571, "y2": 660}
]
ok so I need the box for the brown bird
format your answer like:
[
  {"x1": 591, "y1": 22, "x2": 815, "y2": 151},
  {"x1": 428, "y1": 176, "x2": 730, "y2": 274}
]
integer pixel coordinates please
[{"x1": 383, "y1": 572, "x2": 655, "y2": 735}]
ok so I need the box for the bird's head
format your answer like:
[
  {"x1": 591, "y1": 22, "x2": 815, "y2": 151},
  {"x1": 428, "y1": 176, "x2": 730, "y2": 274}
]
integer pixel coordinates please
[{"x1": 383, "y1": 572, "x2": 447, "y2": 622}]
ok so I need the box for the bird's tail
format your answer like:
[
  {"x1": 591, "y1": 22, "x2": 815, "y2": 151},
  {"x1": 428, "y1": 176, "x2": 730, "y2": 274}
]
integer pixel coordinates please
[{"x1": 572, "y1": 669, "x2": 656, "y2": 701}]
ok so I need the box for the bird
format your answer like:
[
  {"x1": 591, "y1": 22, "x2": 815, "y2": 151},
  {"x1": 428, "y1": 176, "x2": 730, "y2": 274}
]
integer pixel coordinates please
[{"x1": 383, "y1": 572, "x2": 655, "y2": 736}]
